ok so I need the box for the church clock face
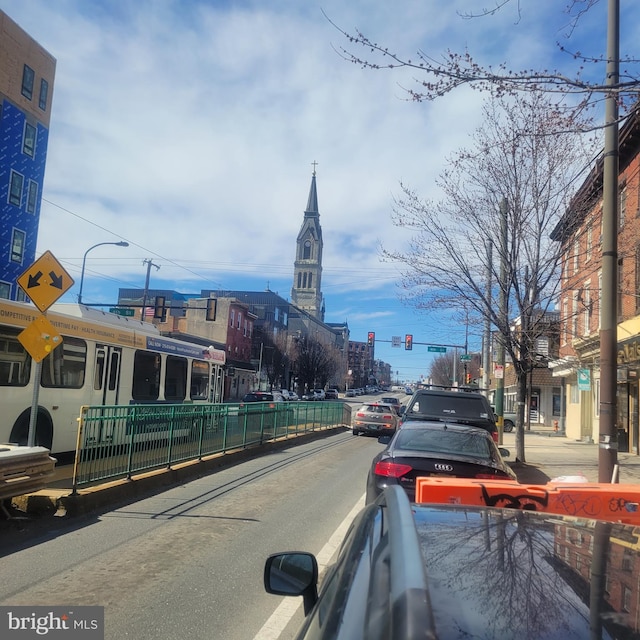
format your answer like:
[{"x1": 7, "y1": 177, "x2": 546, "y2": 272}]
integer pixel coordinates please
[{"x1": 303, "y1": 240, "x2": 312, "y2": 259}]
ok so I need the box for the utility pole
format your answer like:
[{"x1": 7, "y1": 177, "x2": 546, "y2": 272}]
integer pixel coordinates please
[
  {"x1": 599, "y1": 0, "x2": 619, "y2": 482},
  {"x1": 482, "y1": 240, "x2": 492, "y2": 394},
  {"x1": 141, "y1": 259, "x2": 160, "y2": 321},
  {"x1": 495, "y1": 197, "x2": 508, "y2": 447}
]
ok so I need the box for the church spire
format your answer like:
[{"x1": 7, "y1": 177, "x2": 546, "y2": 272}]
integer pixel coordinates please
[
  {"x1": 291, "y1": 164, "x2": 324, "y2": 321},
  {"x1": 305, "y1": 161, "x2": 319, "y2": 215}
]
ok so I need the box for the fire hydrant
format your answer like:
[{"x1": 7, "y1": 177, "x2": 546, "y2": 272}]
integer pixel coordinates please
[{"x1": 553, "y1": 420, "x2": 559, "y2": 432}]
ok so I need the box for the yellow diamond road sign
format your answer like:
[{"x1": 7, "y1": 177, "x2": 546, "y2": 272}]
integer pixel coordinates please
[
  {"x1": 17, "y1": 250, "x2": 75, "y2": 312},
  {"x1": 18, "y1": 315, "x2": 63, "y2": 363}
]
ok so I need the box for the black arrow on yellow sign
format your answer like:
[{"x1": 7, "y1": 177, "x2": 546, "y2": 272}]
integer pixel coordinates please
[
  {"x1": 49, "y1": 271, "x2": 64, "y2": 289},
  {"x1": 27, "y1": 271, "x2": 43, "y2": 288}
]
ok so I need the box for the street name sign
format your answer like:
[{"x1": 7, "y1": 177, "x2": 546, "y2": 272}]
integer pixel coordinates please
[
  {"x1": 460, "y1": 354, "x2": 472, "y2": 361},
  {"x1": 428, "y1": 346, "x2": 446, "y2": 353},
  {"x1": 17, "y1": 315, "x2": 63, "y2": 362},
  {"x1": 110, "y1": 308, "x2": 135, "y2": 316},
  {"x1": 17, "y1": 250, "x2": 75, "y2": 313}
]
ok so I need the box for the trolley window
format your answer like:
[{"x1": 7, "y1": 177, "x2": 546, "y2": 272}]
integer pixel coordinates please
[
  {"x1": 0, "y1": 327, "x2": 31, "y2": 386},
  {"x1": 190, "y1": 360, "x2": 210, "y2": 400},
  {"x1": 132, "y1": 351, "x2": 160, "y2": 401},
  {"x1": 41, "y1": 337, "x2": 87, "y2": 388},
  {"x1": 165, "y1": 355, "x2": 187, "y2": 402}
]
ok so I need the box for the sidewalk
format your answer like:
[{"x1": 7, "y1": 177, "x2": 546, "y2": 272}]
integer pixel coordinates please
[{"x1": 503, "y1": 425, "x2": 640, "y2": 485}]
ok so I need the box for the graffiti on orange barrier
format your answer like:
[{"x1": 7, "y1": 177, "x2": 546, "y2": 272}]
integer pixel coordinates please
[{"x1": 415, "y1": 478, "x2": 640, "y2": 525}]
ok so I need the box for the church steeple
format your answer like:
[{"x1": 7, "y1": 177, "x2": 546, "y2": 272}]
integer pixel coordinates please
[{"x1": 291, "y1": 163, "x2": 324, "y2": 321}]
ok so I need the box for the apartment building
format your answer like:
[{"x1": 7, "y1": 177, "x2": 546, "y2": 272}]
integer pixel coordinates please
[{"x1": 551, "y1": 109, "x2": 640, "y2": 451}]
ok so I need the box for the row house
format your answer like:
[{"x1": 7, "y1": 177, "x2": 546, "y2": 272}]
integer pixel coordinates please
[{"x1": 550, "y1": 109, "x2": 640, "y2": 451}]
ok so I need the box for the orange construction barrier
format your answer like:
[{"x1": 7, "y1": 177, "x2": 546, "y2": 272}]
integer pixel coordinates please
[{"x1": 415, "y1": 477, "x2": 640, "y2": 525}]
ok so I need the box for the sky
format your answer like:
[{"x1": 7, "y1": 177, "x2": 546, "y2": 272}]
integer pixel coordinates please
[{"x1": 3, "y1": 0, "x2": 640, "y2": 383}]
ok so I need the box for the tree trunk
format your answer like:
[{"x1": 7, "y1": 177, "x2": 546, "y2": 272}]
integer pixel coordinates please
[{"x1": 515, "y1": 368, "x2": 528, "y2": 462}]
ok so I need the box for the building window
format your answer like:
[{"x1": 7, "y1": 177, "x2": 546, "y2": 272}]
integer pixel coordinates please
[
  {"x1": 297, "y1": 272, "x2": 302, "y2": 288},
  {"x1": 26, "y1": 180, "x2": 38, "y2": 214},
  {"x1": 303, "y1": 272, "x2": 307, "y2": 288},
  {"x1": 308, "y1": 272, "x2": 313, "y2": 288},
  {"x1": 618, "y1": 258, "x2": 623, "y2": 320},
  {"x1": 620, "y1": 184, "x2": 627, "y2": 228},
  {"x1": 570, "y1": 384, "x2": 579, "y2": 404},
  {"x1": 38, "y1": 79, "x2": 49, "y2": 110},
  {"x1": 581, "y1": 284, "x2": 591, "y2": 336},
  {"x1": 623, "y1": 585, "x2": 632, "y2": 613},
  {"x1": 586, "y1": 225, "x2": 592, "y2": 262},
  {"x1": 0, "y1": 282, "x2": 10, "y2": 299},
  {"x1": 237, "y1": 312, "x2": 241, "y2": 329},
  {"x1": 23, "y1": 122, "x2": 36, "y2": 157},
  {"x1": 230, "y1": 309, "x2": 235, "y2": 327},
  {"x1": 21, "y1": 65, "x2": 35, "y2": 100},
  {"x1": 8, "y1": 171, "x2": 24, "y2": 207},
  {"x1": 303, "y1": 240, "x2": 311, "y2": 259},
  {"x1": 10, "y1": 229, "x2": 26, "y2": 264},
  {"x1": 571, "y1": 291, "x2": 578, "y2": 340},
  {"x1": 573, "y1": 239, "x2": 579, "y2": 273}
]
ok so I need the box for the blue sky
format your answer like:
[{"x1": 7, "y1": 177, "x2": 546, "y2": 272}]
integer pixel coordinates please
[{"x1": 4, "y1": 1, "x2": 640, "y2": 382}]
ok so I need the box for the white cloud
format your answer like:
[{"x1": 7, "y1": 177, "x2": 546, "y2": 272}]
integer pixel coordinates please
[{"x1": 3, "y1": 0, "x2": 635, "y2": 378}]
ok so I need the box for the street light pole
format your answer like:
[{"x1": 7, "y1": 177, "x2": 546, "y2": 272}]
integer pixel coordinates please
[{"x1": 78, "y1": 241, "x2": 129, "y2": 304}]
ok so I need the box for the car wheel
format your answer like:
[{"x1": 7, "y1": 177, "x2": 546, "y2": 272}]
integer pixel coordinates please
[
  {"x1": 503, "y1": 420, "x2": 514, "y2": 433},
  {"x1": 352, "y1": 429, "x2": 359, "y2": 436}
]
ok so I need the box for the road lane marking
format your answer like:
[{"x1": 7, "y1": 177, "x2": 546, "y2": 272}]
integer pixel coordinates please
[{"x1": 253, "y1": 494, "x2": 366, "y2": 640}]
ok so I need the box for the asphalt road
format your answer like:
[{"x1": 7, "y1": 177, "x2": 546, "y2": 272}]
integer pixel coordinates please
[{"x1": 1, "y1": 430, "x2": 381, "y2": 640}]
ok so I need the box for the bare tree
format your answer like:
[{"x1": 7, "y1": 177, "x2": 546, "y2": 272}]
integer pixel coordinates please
[
  {"x1": 384, "y1": 91, "x2": 596, "y2": 461},
  {"x1": 428, "y1": 351, "x2": 481, "y2": 387},
  {"x1": 293, "y1": 335, "x2": 342, "y2": 394},
  {"x1": 328, "y1": 1, "x2": 640, "y2": 118}
]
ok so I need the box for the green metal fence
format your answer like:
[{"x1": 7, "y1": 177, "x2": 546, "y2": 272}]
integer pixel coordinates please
[{"x1": 72, "y1": 401, "x2": 351, "y2": 491}]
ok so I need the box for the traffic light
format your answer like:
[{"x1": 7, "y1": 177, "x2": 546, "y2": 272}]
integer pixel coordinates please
[
  {"x1": 153, "y1": 296, "x2": 166, "y2": 320},
  {"x1": 405, "y1": 334, "x2": 413, "y2": 350},
  {"x1": 466, "y1": 372, "x2": 472, "y2": 384},
  {"x1": 367, "y1": 332, "x2": 375, "y2": 346}
]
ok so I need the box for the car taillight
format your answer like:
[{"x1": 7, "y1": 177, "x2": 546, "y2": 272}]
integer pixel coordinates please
[
  {"x1": 356, "y1": 412, "x2": 366, "y2": 417},
  {"x1": 491, "y1": 432, "x2": 499, "y2": 443},
  {"x1": 382, "y1": 414, "x2": 393, "y2": 420},
  {"x1": 374, "y1": 461, "x2": 413, "y2": 478}
]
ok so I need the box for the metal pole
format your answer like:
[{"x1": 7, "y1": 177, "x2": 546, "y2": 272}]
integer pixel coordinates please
[
  {"x1": 141, "y1": 258, "x2": 160, "y2": 320},
  {"x1": 78, "y1": 241, "x2": 128, "y2": 304},
  {"x1": 495, "y1": 197, "x2": 508, "y2": 445},
  {"x1": 599, "y1": 0, "x2": 620, "y2": 482},
  {"x1": 482, "y1": 240, "x2": 492, "y2": 394}
]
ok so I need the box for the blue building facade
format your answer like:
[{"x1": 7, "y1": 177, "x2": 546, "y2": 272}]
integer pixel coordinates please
[
  {"x1": 0, "y1": 100, "x2": 50, "y2": 299},
  {"x1": 0, "y1": 11, "x2": 56, "y2": 300}
]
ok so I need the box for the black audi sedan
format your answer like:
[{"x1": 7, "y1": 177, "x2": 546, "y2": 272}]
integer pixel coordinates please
[{"x1": 366, "y1": 420, "x2": 516, "y2": 503}]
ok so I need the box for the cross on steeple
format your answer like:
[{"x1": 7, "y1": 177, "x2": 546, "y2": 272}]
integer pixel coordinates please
[{"x1": 311, "y1": 160, "x2": 318, "y2": 176}]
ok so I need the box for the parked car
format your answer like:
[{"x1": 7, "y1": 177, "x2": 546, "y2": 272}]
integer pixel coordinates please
[
  {"x1": 345, "y1": 389, "x2": 356, "y2": 397},
  {"x1": 240, "y1": 391, "x2": 285, "y2": 404},
  {"x1": 265, "y1": 485, "x2": 640, "y2": 639},
  {"x1": 352, "y1": 403, "x2": 400, "y2": 437},
  {"x1": 380, "y1": 396, "x2": 401, "y2": 413},
  {"x1": 365, "y1": 420, "x2": 516, "y2": 503},
  {"x1": 401, "y1": 387, "x2": 499, "y2": 442},
  {"x1": 280, "y1": 389, "x2": 299, "y2": 401},
  {"x1": 325, "y1": 388, "x2": 339, "y2": 400},
  {"x1": 313, "y1": 389, "x2": 326, "y2": 401},
  {"x1": 491, "y1": 405, "x2": 516, "y2": 432}
]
